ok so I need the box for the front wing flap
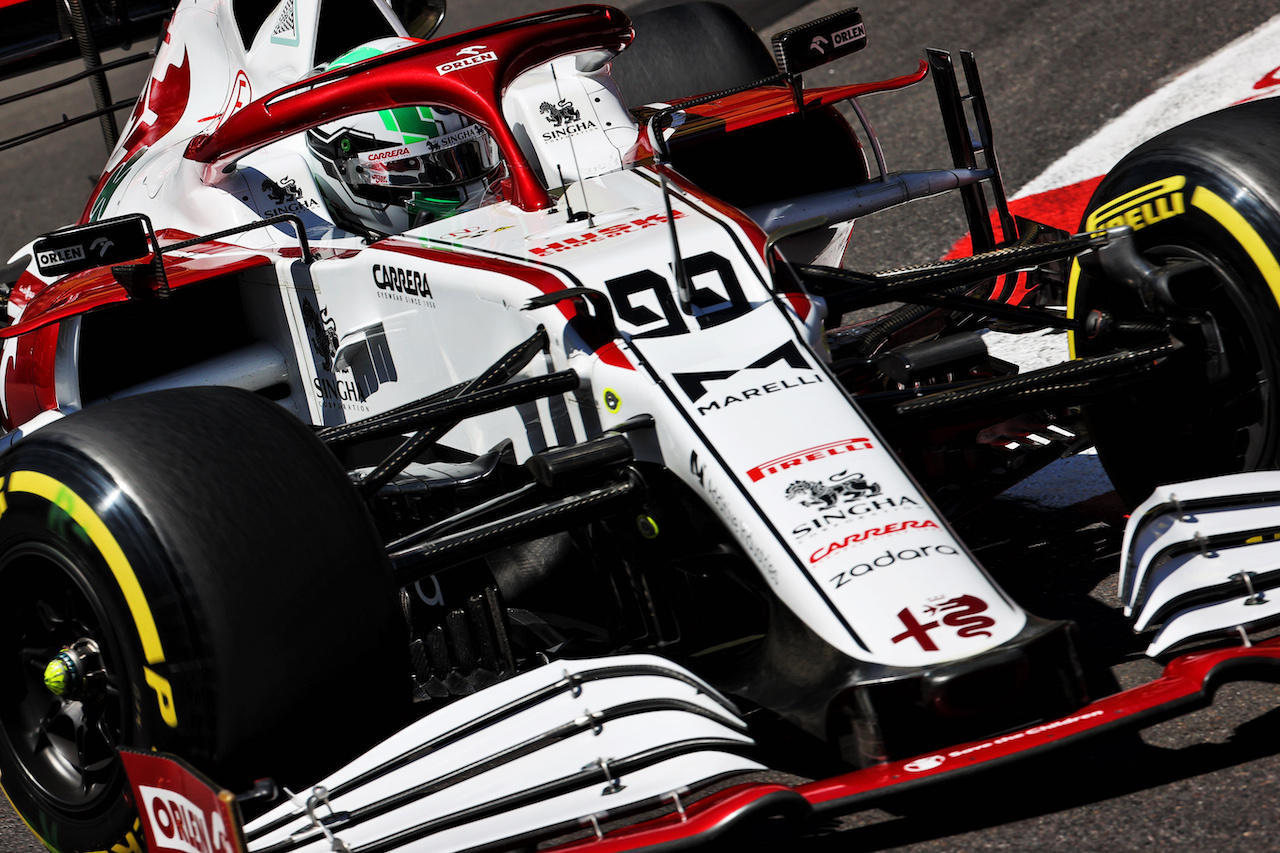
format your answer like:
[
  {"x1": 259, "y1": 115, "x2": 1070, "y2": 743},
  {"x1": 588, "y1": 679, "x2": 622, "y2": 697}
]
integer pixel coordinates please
[{"x1": 121, "y1": 639, "x2": 1280, "y2": 853}]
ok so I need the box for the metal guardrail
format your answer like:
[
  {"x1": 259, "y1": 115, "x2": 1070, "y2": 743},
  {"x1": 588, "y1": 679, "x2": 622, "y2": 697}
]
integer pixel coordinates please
[{"x1": 0, "y1": 0, "x2": 175, "y2": 151}]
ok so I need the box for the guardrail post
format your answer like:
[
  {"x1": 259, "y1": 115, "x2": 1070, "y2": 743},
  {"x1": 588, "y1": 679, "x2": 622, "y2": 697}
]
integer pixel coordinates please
[{"x1": 62, "y1": 0, "x2": 119, "y2": 149}]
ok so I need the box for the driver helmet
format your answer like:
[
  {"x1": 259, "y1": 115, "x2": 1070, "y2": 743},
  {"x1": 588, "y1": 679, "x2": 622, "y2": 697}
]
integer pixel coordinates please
[{"x1": 305, "y1": 37, "x2": 502, "y2": 235}]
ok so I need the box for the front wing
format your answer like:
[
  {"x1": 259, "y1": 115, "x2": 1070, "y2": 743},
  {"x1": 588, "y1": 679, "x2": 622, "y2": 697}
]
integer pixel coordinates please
[{"x1": 122, "y1": 637, "x2": 1280, "y2": 853}]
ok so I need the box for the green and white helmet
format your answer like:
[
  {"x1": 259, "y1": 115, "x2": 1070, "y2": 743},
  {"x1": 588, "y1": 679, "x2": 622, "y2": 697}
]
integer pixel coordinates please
[{"x1": 305, "y1": 37, "x2": 501, "y2": 235}]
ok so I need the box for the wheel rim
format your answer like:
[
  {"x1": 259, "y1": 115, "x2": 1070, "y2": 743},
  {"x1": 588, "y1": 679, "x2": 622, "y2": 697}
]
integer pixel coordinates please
[
  {"x1": 1084, "y1": 240, "x2": 1280, "y2": 490},
  {"x1": 0, "y1": 543, "x2": 129, "y2": 812},
  {"x1": 1150, "y1": 243, "x2": 1276, "y2": 470}
]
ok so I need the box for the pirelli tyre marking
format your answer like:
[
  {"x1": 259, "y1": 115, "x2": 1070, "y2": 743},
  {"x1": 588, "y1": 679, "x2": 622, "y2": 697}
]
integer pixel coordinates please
[
  {"x1": 1084, "y1": 175, "x2": 1187, "y2": 233},
  {"x1": 3, "y1": 470, "x2": 178, "y2": 727},
  {"x1": 1068, "y1": 176, "x2": 1280, "y2": 358}
]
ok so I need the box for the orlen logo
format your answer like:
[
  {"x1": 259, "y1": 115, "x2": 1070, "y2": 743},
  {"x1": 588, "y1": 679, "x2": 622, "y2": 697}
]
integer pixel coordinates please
[
  {"x1": 746, "y1": 438, "x2": 873, "y2": 482},
  {"x1": 138, "y1": 785, "x2": 237, "y2": 853},
  {"x1": 37, "y1": 244, "x2": 85, "y2": 268},
  {"x1": 832, "y1": 22, "x2": 866, "y2": 46},
  {"x1": 437, "y1": 45, "x2": 497, "y2": 75}
]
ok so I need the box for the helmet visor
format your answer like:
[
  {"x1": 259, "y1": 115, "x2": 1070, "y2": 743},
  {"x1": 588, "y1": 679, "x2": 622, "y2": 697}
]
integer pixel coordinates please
[{"x1": 346, "y1": 123, "x2": 498, "y2": 192}]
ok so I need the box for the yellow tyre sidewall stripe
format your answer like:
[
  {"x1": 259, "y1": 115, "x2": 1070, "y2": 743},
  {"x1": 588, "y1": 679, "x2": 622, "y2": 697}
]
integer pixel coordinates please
[
  {"x1": 1069, "y1": 180, "x2": 1280, "y2": 360},
  {"x1": 3, "y1": 470, "x2": 178, "y2": 727},
  {"x1": 1189, "y1": 185, "x2": 1280, "y2": 304}
]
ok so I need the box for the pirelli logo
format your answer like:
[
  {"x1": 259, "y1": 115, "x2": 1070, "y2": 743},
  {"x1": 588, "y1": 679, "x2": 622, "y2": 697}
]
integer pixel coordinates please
[
  {"x1": 745, "y1": 438, "x2": 874, "y2": 482},
  {"x1": 1086, "y1": 176, "x2": 1187, "y2": 232}
]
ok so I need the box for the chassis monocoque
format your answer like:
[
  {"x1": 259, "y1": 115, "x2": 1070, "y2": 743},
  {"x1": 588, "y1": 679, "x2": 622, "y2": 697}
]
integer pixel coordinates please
[{"x1": 6, "y1": 1, "x2": 1280, "y2": 852}]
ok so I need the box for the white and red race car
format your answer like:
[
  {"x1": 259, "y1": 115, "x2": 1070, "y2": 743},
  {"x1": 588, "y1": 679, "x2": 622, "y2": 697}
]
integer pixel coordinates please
[{"x1": 4, "y1": 1, "x2": 1280, "y2": 852}]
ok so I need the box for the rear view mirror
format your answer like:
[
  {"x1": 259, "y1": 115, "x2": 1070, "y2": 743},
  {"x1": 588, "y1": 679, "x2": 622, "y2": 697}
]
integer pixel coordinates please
[{"x1": 771, "y1": 7, "x2": 867, "y2": 76}]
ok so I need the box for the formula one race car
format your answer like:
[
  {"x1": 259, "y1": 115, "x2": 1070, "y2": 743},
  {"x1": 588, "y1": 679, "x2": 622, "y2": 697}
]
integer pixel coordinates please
[{"x1": 5, "y1": 1, "x2": 1280, "y2": 852}]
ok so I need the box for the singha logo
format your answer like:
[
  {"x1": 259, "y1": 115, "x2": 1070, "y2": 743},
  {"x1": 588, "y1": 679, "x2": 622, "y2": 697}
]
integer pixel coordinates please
[
  {"x1": 539, "y1": 99, "x2": 581, "y2": 127},
  {"x1": 301, "y1": 299, "x2": 339, "y2": 371},
  {"x1": 785, "y1": 473, "x2": 881, "y2": 509},
  {"x1": 262, "y1": 176, "x2": 303, "y2": 206}
]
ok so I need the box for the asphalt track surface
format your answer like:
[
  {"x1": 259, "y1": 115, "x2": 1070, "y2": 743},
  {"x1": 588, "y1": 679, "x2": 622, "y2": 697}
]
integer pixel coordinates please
[{"x1": 4, "y1": 1, "x2": 1280, "y2": 851}]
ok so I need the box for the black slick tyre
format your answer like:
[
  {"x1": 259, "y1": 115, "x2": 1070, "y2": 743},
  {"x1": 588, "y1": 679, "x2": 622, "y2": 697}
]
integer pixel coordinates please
[
  {"x1": 609, "y1": 2, "x2": 777, "y2": 107},
  {"x1": 0, "y1": 387, "x2": 410, "y2": 853},
  {"x1": 1071, "y1": 99, "x2": 1280, "y2": 505}
]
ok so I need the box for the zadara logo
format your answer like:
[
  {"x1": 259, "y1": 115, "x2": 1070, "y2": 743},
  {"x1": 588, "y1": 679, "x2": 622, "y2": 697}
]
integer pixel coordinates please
[
  {"x1": 746, "y1": 438, "x2": 873, "y2": 482},
  {"x1": 828, "y1": 543, "x2": 958, "y2": 590},
  {"x1": 138, "y1": 785, "x2": 237, "y2": 853}
]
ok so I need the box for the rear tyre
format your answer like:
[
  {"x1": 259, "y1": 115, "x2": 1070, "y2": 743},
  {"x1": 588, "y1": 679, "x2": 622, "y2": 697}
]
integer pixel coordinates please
[
  {"x1": 0, "y1": 387, "x2": 409, "y2": 852},
  {"x1": 609, "y1": 2, "x2": 777, "y2": 107},
  {"x1": 1072, "y1": 99, "x2": 1280, "y2": 505},
  {"x1": 611, "y1": 2, "x2": 867, "y2": 210}
]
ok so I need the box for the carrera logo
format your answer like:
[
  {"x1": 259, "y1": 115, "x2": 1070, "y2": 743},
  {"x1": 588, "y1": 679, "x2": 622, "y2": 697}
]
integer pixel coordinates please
[
  {"x1": 828, "y1": 543, "x2": 958, "y2": 589},
  {"x1": 809, "y1": 519, "x2": 939, "y2": 564},
  {"x1": 437, "y1": 45, "x2": 497, "y2": 75},
  {"x1": 1086, "y1": 176, "x2": 1187, "y2": 232},
  {"x1": 747, "y1": 438, "x2": 873, "y2": 482},
  {"x1": 138, "y1": 785, "x2": 237, "y2": 853},
  {"x1": 529, "y1": 211, "x2": 683, "y2": 257},
  {"x1": 368, "y1": 147, "x2": 411, "y2": 161},
  {"x1": 37, "y1": 245, "x2": 86, "y2": 268},
  {"x1": 373, "y1": 264, "x2": 434, "y2": 301}
]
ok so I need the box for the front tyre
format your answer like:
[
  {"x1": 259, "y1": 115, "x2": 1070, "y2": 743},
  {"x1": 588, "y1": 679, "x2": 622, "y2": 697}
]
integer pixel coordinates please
[
  {"x1": 1071, "y1": 99, "x2": 1280, "y2": 505},
  {"x1": 0, "y1": 388, "x2": 410, "y2": 853}
]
